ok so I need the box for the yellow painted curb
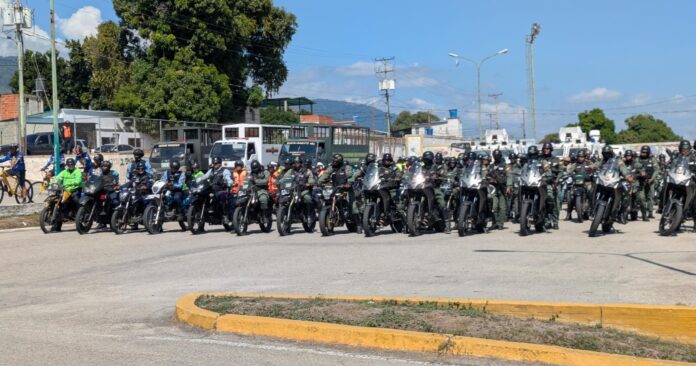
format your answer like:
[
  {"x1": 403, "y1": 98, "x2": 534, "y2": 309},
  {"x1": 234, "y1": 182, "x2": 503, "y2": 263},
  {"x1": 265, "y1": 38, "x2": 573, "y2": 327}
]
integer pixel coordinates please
[
  {"x1": 176, "y1": 293, "x2": 693, "y2": 366},
  {"x1": 197, "y1": 292, "x2": 696, "y2": 344}
]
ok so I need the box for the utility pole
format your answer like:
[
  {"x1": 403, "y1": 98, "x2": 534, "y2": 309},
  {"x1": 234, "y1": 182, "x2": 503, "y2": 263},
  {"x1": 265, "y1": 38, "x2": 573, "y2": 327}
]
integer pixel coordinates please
[
  {"x1": 12, "y1": 0, "x2": 28, "y2": 153},
  {"x1": 526, "y1": 23, "x2": 541, "y2": 141},
  {"x1": 375, "y1": 57, "x2": 395, "y2": 154},
  {"x1": 487, "y1": 113, "x2": 494, "y2": 129},
  {"x1": 521, "y1": 110, "x2": 527, "y2": 139},
  {"x1": 488, "y1": 93, "x2": 502, "y2": 129},
  {"x1": 50, "y1": 0, "x2": 60, "y2": 175}
]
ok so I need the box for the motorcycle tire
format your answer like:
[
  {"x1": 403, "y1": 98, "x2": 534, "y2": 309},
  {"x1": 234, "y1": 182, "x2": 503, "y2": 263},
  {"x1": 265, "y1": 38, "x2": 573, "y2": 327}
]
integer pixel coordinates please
[
  {"x1": 407, "y1": 202, "x2": 422, "y2": 237},
  {"x1": 187, "y1": 205, "x2": 205, "y2": 235},
  {"x1": 589, "y1": 201, "x2": 606, "y2": 237},
  {"x1": 629, "y1": 210, "x2": 638, "y2": 222},
  {"x1": 575, "y1": 195, "x2": 584, "y2": 224},
  {"x1": 39, "y1": 206, "x2": 53, "y2": 234},
  {"x1": 232, "y1": 206, "x2": 248, "y2": 236},
  {"x1": 458, "y1": 202, "x2": 471, "y2": 237},
  {"x1": 75, "y1": 205, "x2": 94, "y2": 235},
  {"x1": 362, "y1": 203, "x2": 378, "y2": 237},
  {"x1": 110, "y1": 208, "x2": 128, "y2": 235},
  {"x1": 276, "y1": 206, "x2": 291, "y2": 236},
  {"x1": 302, "y1": 209, "x2": 316, "y2": 233},
  {"x1": 519, "y1": 202, "x2": 530, "y2": 237},
  {"x1": 659, "y1": 201, "x2": 682, "y2": 236},
  {"x1": 143, "y1": 205, "x2": 162, "y2": 235},
  {"x1": 318, "y1": 206, "x2": 335, "y2": 236},
  {"x1": 258, "y1": 210, "x2": 273, "y2": 233}
]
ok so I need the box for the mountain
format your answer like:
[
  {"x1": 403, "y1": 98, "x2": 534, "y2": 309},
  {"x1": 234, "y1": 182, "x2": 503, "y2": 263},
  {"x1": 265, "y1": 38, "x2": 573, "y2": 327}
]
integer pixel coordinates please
[
  {"x1": 311, "y1": 99, "x2": 395, "y2": 132},
  {"x1": 0, "y1": 56, "x2": 17, "y2": 93}
]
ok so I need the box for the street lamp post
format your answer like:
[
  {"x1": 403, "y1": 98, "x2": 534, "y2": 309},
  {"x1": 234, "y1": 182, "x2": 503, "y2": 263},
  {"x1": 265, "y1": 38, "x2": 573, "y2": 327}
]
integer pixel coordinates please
[{"x1": 448, "y1": 49, "x2": 508, "y2": 140}]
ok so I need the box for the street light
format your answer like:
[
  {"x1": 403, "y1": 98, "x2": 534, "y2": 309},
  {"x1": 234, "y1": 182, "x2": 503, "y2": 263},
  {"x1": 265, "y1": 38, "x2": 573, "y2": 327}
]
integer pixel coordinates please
[{"x1": 448, "y1": 48, "x2": 509, "y2": 140}]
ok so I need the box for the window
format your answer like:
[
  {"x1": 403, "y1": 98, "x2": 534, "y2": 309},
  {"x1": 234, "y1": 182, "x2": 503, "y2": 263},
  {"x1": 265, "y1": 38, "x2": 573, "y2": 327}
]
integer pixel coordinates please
[
  {"x1": 164, "y1": 130, "x2": 178, "y2": 141},
  {"x1": 332, "y1": 127, "x2": 369, "y2": 146},
  {"x1": 245, "y1": 127, "x2": 259, "y2": 138},
  {"x1": 101, "y1": 137, "x2": 111, "y2": 146},
  {"x1": 262, "y1": 127, "x2": 289, "y2": 144},
  {"x1": 291, "y1": 127, "x2": 306, "y2": 138},
  {"x1": 225, "y1": 128, "x2": 239, "y2": 138},
  {"x1": 36, "y1": 135, "x2": 49, "y2": 145},
  {"x1": 313, "y1": 126, "x2": 329, "y2": 139},
  {"x1": 247, "y1": 143, "x2": 256, "y2": 156},
  {"x1": 128, "y1": 138, "x2": 142, "y2": 147},
  {"x1": 184, "y1": 129, "x2": 198, "y2": 140}
]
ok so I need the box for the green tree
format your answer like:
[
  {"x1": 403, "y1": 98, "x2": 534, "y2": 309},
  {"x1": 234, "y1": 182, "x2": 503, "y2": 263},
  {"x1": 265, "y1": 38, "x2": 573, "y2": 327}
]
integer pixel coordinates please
[
  {"x1": 10, "y1": 50, "x2": 69, "y2": 107},
  {"x1": 62, "y1": 40, "x2": 92, "y2": 109},
  {"x1": 575, "y1": 108, "x2": 616, "y2": 143},
  {"x1": 83, "y1": 21, "x2": 131, "y2": 110},
  {"x1": 246, "y1": 85, "x2": 265, "y2": 108},
  {"x1": 260, "y1": 107, "x2": 299, "y2": 125},
  {"x1": 616, "y1": 114, "x2": 680, "y2": 143},
  {"x1": 113, "y1": 0, "x2": 297, "y2": 115},
  {"x1": 540, "y1": 132, "x2": 560, "y2": 144},
  {"x1": 392, "y1": 111, "x2": 440, "y2": 131}
]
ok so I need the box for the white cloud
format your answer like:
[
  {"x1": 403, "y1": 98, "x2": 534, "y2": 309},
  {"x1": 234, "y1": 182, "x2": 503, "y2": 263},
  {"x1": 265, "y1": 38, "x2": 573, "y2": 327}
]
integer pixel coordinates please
[
  {"x1": 568, "y1": 87, "x2": 622, "y2": 103},
  {"x1": 0, "y1": 26, "x2": 67, "y2": 57},
  {"x1": 336, "y1": 61, "x2": 374, "y2": 76},
  {"x1": 57, "y1": 6, "x2": 102, "y2": 40},
  {"x1": 398, "y1": 76, "x2": 438, "y2": 88}
]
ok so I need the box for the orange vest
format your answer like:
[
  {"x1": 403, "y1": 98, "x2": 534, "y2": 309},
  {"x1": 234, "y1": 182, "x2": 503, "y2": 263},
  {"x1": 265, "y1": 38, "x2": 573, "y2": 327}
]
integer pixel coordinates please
[
  {"x1": 232, "y1": 170, "x2": 247, "y2": 194},
  {"x1": 268, "y1": 170, "x2": 280, "y2": 194},
  {"x1": 62, "y1": 125, "x2": 72, "y2": 139}
]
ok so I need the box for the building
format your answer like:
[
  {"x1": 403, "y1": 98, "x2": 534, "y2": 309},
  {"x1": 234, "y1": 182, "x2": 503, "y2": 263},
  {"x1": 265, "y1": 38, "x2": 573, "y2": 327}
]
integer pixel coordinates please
[
  {"x1": 410, "y1": 117, "x2": 462, "y2": 138},
  {"x1": 0, "y1": 94, "x2": 45, "y2": 145}
]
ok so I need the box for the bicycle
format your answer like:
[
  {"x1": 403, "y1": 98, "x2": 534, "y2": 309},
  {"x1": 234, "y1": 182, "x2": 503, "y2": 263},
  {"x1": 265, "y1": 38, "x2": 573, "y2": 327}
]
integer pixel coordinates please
[
  {"x1": 0, "y1": 166, "x2": 34, "y2": 204},
  {"x1": 32, "y1": 170, "x2": 52, "y2": 203}
]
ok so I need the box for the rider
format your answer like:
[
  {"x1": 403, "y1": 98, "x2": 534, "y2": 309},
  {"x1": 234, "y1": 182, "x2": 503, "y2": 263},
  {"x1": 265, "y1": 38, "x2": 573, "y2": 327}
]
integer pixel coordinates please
[
  {"x1": 41, "y1": 149, "x2": 66, "y2": 178},
  {"x1": 596, "y1": 145, "x2": 634, "y2": 224},
  {"x1": 231, "y1": 160, "x2": 247, "y2": 196},
  {"x1": 564, "y1": 149, "x2": 594, "y2": 220},
  {"x1": 92, "y1": 153, "x2": 104, "y2": 171},
  {"x1": 380, "y1": 153, "x2": 404, "y2": 216},
  {"x1": 96, "y1": 160, "x2": 120, "y2": 229},
  {"x1": 443, "y1": 156, "x2": 460, "y2": 226},
  {"x1": 506, "y1": 152, "x2": 522, "y2": 223},
  {"x1": 319, "y1": 153, "x2": 360, "y2": 228},
  {"x1": 74, "y1": 145, "x2": 93, "y2": 177},
  {"x1": 636, "y1": 145, "x2": 659, "y2": 220},
  {"x1": 422, "y1": 151, "x2": 448, "y2": 229},
  {"x1": 249, "y1": 160, "x2": 271, "y2": 216},
  {"x1": 267, "y1": 161, "x2": 280, "y2": 205},
  {"x1": 488, "y1": 149, "x2": 508, "y2": 230},
  {"x1": 126, "y1": 149, "x2": 153, "y2": 180},
  {"x1": 659, "y1": 140, "x2": 696, "y2": 220},
  {"x1": 54, "y1": 158, "x2": 83, "y2": 212},
  {"x1": 282, "y1": 156, "x2": 316, "y2": 215},
  {"x1": 129, "y1": 161, "x2": 154, "y2": 216},
  {"x1": 203, "y1": 157, "x2": 233, "y2": 205},
  {"x1": 0, "y1": 144, "x2": 27, "y2": 199},
  {"x1": 540, "y1": 143, "x2": 561, "y2": 230},
  {"x1": 623, "y1": 150, "x2": 641, "y2": 220},
  {"x1": 159, "y1": 160, "x2": 186, "y2": 219}
]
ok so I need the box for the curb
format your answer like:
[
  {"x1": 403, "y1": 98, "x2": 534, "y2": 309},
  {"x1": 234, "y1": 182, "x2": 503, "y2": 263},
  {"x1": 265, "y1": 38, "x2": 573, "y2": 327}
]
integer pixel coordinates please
[{"x1": 175, "y1": 293, "x2": 695, "y2": 366}]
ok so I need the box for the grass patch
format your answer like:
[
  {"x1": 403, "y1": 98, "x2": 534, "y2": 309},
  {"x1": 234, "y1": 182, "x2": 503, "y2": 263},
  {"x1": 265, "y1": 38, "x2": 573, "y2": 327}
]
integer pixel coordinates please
[
  {"x1": 0, "y1": 213, "x2": 39, "y2": 230},
  {"x1": 196, "y1": 295, "x2": 696, "y2": 363}
]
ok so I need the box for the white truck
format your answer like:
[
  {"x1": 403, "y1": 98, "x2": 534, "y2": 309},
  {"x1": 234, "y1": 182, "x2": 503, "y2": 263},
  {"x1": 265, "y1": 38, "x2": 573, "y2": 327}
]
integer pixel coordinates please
[{"x1": 209, "y1": 123, "x2": 291, "y2": 168}]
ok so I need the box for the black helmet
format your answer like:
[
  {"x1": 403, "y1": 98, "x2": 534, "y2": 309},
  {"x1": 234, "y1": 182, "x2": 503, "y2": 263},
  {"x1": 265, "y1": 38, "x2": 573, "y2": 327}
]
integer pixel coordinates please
[
  {"x1": 8, "y1": 143, "x2": 18, "y2": 150},
  {"x1": 191, "y1": 162, "x2": 200, "y2": 170},
  {"x1": 382, "y1": 153, "x2": 393, "y2": 162},
  {"x1": 212, "y1": 157, "x2": 222, "y2": 165},
  {"x1": 542, "y1": 143, "x2": 554, "y2": 153},
  {"x1": 170, "y1": 160, "x2": 181, "y2": 171},
  {"x1": 234, "y1": 160, "x2": 245, "y2": 168},
  {"x1": 283, "y1": 157, "x2": 292, "y2": 166},
  {"x1": 577, "y1": 149, "x2": 587, "y2": 158},
  {"x1": 101, "y1": 161, "x2": 112, "y2": 170},
  {"x1": 332, "y1": 154, "x2": 344, "y2": 168},
  {"x1": 446, "y1": 157, "x2": 457, "y2": 167},
  {"x1": 658, "y1": 154, "x2": 666, "y2": 161},
  {"x1": 457, "y1": 153, "x2": 466, "y2": 161},
  {"x1": 93, "y1": 153, "x2": 104, "y2": 164},
  {"x1": 602, "y1": 145, "x2": 614, "y2": 159},
  {"x1": 527, "y1": 146, "x2": 539, "y2": 159},
  {"x1": 133, "y1": 148, "x2": 144, "y2": 159},
  {"x1": 303, "y1": 158, "x2": 313, "y2": 167},
  {"x1": 678, "y1": 140, "x2": 691, "y2": 152},
  {"x1": 422, "y1": 151, "x2": 434, "y2": 165},
  {"x1": 251, "y1": 160, "x2": 262, "y2": 172},
  {"x1": 509, "y1": 152, "x2": 518, "y2": 160},
  {"x1": 434, "y1": 152, "x2": 443, "y2": 164},
  {"x1": 519, "y1": 154, "x2": 528, "y2": 164},
  {"x1": 466, "y1": 152, "x2": 477, "y2": 161},
  {"x1": 492, "y1": 149, "x2": 502, "y2": 162},
  {"x1": 136, "y1": 161, "x2": 147, "y2": 171},
  {"x1": 624, "y1": 149, "x2": 634, "y2": 158},
  {"x1": 292, "y1": 156, "x2": 302, "y2": 164},
  {"x1": 407, "y1": 156, "x2": 418, "y2": 165},
  {"x1": 365, "y1": 153, "x2": 376, "y2": 164},
  {"x1": 66, "y1": 158, "x2": 76, "y2": 166},
  {"x1": 640, "y1": 145, "x2": 651, "y2": 156},
  {"x1": 480, "y1": 152, "x2": 491, "y2": 161}
]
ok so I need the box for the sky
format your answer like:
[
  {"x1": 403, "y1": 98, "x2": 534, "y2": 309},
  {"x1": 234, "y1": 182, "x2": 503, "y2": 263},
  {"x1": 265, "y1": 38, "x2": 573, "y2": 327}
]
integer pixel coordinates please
[{"x1": 3, "y1": 0, "x2": 696, "y2": 139}]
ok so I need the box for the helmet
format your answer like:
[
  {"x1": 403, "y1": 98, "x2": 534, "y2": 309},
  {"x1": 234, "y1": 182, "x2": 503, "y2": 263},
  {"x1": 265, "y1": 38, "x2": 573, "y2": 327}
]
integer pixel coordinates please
[
  {"x1": 624, "y1": 149, "x2": 634, "y2": 158},
  {"x1": 640, "y1": 145, "x2": 651, "y2": 156},
  {"x1": 212, "y1": 157, "x2": 222, "y2": 165},
  {"x1": 191, "y1": 162, "x2": 200, "y2": 170},
  {"x1": 170, "y1": 160, "x2": 181, "y2": 171},
  {"x1": 658, "y1": 154, "x2": 666, "y2": 161},
  {"x1": 527, "y1": 146, "x2": 539, "y2": 159},
  {"x1": 292, "y1": 156, "x2": 302, "y2": 165},
  {"x1": 283, "y1": 157, "x2": 292, "y2": 166},
  {"x1": 74, "y1": 144, "x2": 83, "y2": 153},
  {"x1": 101, "y1": 161, "x2": 112, "y2": 171},
  {"x1": 133, "y1": 148, "x2": 144, "y2": 159},
  {"x1": 542, "y1": 143, "x2": 554, "y2": 153},
  {"x1": 136, "y1": 161, "x2": 147, "y2": 171},
  {"x1": 577, "y1": 149, "x2": 587, "y2": 158},
  {"x1": 250, "y1": 160, "x2": 262, "y2": 172},
  {"x1": 234, "y1": 160, "x2": 244, "y2": 168},
  {"x1": 492, "y1": 149, "x2": 502, "y2": 162},
  {"x1": 365, "y1": 153, "x2": 376, "y2": 164},
  {"x1": 601, "y1": 145, "x2": 614, "y2": 159},
  {"x1": 407, "y1": 156, "x2": 417, "y2": 165},
  {"x1": 480, "y1": 152, "x2": 490, "y2": 161},
  {"x1": 466, "y1": 152, "x2": 477, "y2": 161},
  {"x1": 509, "y1": 152, "x2": 518, "y2": 160},
  {"x1": 66, "y1": 158, "x2": 76, "y2": 166},
  {"x1": 8, "y1": 143, "x2": 18, "y2": 150},
  {"x1": 457, "y1": 153, "x2": 466, "y2": 161},
  {"x1": 382, "y1": 153, "x2": 393, "y2": 162},
  {"x1": 268, "y1": 161, "x2": 278, "y2": 169},
  {"x1": 316, "y1": 161, "x2": 325, "y2": 168},
  {"x1": 93, "y1": 153, "x2": 104, "y2": 164},
  {"x1": 446, "y1": 157, "x2": 457, "y2": 167},
  {"x1": 422, "y1": 151, "x2": 434, "y2": 165},
  {"x1": 678, "y1": 140, "x2": 691, "y2": 152},
  {"x1": 397, "y1": 156, "x2": 406, "y2": 163},
  {"x1": 303, "y1": 158, "x2": 313, "y2": 167},
  {"x1": 332, "y1": 153, "x2": 344, "y2": 168},
  {"x1": 519, "y1": 154, "x2": 528, "y2": 164},
  {"x1": 434, "y1": 152, "x2": 443, "y2": 164}
]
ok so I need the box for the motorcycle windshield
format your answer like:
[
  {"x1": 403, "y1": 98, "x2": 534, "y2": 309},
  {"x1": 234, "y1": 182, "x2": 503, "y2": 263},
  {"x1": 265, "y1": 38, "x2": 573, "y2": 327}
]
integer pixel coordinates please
[
  {"x1": 363, "y1": 162, "x2": 380, "y2": 190},
  {"x1": 460, "y1": 161, "x2": 482, "y2": 189},
  {"x1": 598, "y1": 158, "x2": 621, "y2": 187},
  {"x1": 669, "y1": 156, "x2": 692, "y2": 185},
  {"x1": 408, "y1": 165, "x2": 427, "y2": 190},
  {"x1": 520, "y1": 160, "x2": 543, "y2": 187},
  {"x1": 84, "y1": 175, "x2": 104, "y2": 194},
  {"x1": 278, "y1": 175, "x2": 294, "y2": 190}
]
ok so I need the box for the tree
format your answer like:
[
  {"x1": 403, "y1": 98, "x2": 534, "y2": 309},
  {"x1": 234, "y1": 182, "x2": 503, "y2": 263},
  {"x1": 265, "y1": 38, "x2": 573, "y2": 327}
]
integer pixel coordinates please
[
  {"x1": 260, "y1": 107, "x2": 299, "y2": 125},
  {"x1": 575, "y1": 108, "x2": 616, "y2": 143},
  {"x1": 246, "y1": 85, "x2": 264, "y2": 108},
  {"x1": 113, "y1": 0, "x2": 297, "y2": 116},
  {"x1": 392, "y1": 111, "x2": 440, "y2": 130},
  {"x1": 62, "y1": 40, "x2": 92, "y2": 109},
  {"x1": 540, "y1": 132, "x2": 560, "y2": 144},
  {"x1": 616, "y1": 114, "x2": 680, "y2": 143},
  {"x1": 83, "y1": 21, "x2": 131, "y2": 110},
  {"x1": 10, "y1": 50, "x2": 69, "y2": 107}
]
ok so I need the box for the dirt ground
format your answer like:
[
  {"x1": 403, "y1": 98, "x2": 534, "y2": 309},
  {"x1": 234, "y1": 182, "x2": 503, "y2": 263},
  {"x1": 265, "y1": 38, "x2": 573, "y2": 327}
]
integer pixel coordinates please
[
  {"x1": 197, "y1": 296, "x2": 696, "y2": 363},
  {"x1": 0, "y1": 213, "x2": 39, "y2": 230}
]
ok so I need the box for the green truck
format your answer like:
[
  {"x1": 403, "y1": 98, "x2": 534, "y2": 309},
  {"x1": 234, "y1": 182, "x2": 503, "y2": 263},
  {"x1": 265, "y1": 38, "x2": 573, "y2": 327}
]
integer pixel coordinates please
[
  {"x1": 149, "y1": 126, "x2": 221, "y2": 172},
  {"x1": 278, "y1": 124, "x2": 370, "y2": 165}
]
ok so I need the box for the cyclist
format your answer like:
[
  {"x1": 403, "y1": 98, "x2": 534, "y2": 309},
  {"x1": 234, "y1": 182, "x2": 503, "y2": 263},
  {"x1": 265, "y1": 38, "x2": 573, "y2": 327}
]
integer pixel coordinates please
[{"x1": 0, "y1": 144, "x2": 27, "y2": 199}]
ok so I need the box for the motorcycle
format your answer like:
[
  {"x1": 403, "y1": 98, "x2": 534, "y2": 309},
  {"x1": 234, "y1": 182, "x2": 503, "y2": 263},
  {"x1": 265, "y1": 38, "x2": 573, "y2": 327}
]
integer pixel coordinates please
[
  {"x1": 231, "y1": 177, "x2": 273, "y2": 236},
  {"x1": 276, "y1": 173, "x2": 316, "y2": 236},
  {"x1": 75, "y1": 174, "x2": 116, "y2": 234},
  {"x1": 143, "y1": 181, "x2": 188, "y2": 234},
  {"x1": 186, "y1": 176, "x2": 232, "y2": 234},
  {"x1": 589, "y1": 158, "x2": 624, "y2": 237},
  {"x1": 362, "y1": 162, "x2": 404, "y2": 237},
  {"x1": 567, "y1": 170, "x2": 590, "y2": 223},
  {"x1": 457, "y1": 161, "x2": 489, "y2": 236},
  {"x1": 518, "y1": 159, "x2": 547, "y2": 236},
  {"x1": 318, "y1": 184, "x2": 359, "y2": 236},
  {"x1": 404, "y1": 165, "x2": 445, "y2": 236},
  {"x1": 111, "y1": 179, "x2": 150, "y2": 234},
  {"x1": 659, "y1": 156, "x2": 693, "y2": 236},
  {"x1": 39, "y1": 181, "x2": 78, "y2": 233}
]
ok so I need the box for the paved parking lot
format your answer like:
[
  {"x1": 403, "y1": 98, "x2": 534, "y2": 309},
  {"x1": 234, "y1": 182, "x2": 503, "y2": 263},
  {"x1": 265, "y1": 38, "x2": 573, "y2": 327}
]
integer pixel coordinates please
[{"x1": 1, "y1": 219, "x2": 694, "y2": 365}]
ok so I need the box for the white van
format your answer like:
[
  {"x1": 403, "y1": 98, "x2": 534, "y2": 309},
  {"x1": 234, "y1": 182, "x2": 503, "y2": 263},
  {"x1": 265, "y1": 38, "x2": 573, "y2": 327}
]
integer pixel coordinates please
[{"x1": 209, "y1": 123, "x2": 290, "y2": 168}]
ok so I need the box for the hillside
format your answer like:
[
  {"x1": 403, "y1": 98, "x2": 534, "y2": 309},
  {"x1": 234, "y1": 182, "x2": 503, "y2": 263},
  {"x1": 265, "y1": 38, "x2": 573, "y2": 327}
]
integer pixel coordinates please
[{"x1": 311, "y1": 99, "x2": 395, "y2": 132}]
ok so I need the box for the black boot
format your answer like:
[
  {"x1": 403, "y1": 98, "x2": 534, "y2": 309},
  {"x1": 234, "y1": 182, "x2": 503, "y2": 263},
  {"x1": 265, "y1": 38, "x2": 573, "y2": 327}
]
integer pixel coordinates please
[
  {"x1": 564, "y1": 211, "x2": 572, "y2": 221},
  {"x1": 641, "y1": 209, "x2": 649, "y2": 222}
]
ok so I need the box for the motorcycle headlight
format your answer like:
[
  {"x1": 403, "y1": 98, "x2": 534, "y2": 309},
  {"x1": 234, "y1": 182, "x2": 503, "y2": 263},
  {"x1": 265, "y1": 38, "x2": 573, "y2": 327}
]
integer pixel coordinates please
[
  {"x1": 119, "y1": 192, "x2": 128, "y2": 200},
  {"x1": 237, "y1": 190, "x2": 246, "y2": 197},
  {"x1": 281, "y1": 189, "x2": 289, "y2": 195}
]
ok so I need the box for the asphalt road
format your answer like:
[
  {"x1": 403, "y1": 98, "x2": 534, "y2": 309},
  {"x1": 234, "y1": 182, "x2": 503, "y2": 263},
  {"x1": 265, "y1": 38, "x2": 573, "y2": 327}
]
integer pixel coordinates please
[{"x1": 1, "y1": 218, "x2": 695, "y2": 365}]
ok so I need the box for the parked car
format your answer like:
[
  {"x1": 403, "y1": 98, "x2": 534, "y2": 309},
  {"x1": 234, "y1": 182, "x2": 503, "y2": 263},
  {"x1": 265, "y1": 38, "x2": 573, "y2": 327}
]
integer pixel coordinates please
[{"x1": 95, "y1": 144, "x2": 135, "y2": 154}]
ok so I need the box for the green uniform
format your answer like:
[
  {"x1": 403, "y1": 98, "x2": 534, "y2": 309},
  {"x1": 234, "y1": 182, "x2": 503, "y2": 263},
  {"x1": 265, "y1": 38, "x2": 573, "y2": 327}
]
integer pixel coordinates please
[
  {"x1": 319, "y1": 163, "x2": 357, "y2": 214},
  {"x1": 488, "y1": 161, "x2": 508, "y2": 226},
  {"x1": 55, "y1": 168, "x2": 83, "y2": 192},
  {"x1": 540, "y1": 155, "x2": 561, "y2": 226},
  {"x1": 282, "y1": 167, "x2": 316, "y2": 205},
  {"x1": 636, "y1": 156, "x2": 659, "y2": 215},
  {"x1": 250, "y1": 170, "x2": 270, "y2": 210}
]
